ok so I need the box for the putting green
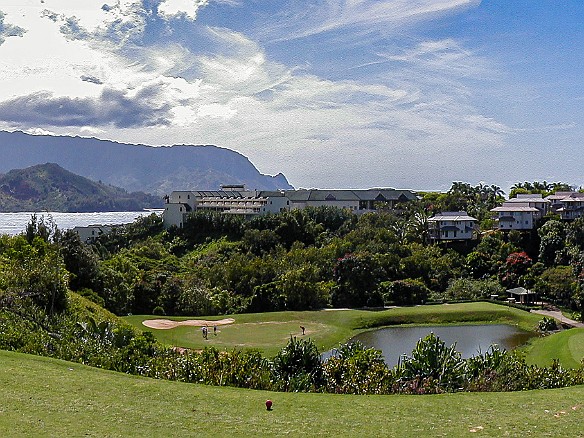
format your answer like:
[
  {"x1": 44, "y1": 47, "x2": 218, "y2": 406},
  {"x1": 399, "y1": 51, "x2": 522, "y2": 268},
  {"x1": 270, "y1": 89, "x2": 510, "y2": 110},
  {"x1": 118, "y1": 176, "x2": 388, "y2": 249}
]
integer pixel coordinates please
[{"x1": 525, "y1": 328, "x2": 584, "y2": 368}]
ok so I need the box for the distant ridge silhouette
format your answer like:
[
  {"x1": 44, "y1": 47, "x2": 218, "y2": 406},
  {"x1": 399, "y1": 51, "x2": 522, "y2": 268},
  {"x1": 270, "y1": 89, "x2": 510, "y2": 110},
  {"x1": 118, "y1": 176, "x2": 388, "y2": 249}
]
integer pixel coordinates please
[{"x1": 0, "y1": 131, "x2": 293, "y2": 196}]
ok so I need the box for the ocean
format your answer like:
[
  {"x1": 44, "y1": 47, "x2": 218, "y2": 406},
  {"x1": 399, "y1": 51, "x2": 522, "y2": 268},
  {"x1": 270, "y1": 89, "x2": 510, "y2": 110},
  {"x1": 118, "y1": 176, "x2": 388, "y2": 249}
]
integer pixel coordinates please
[{"x1": 0, "y1": 211, "x2": 162, "y2": 236}]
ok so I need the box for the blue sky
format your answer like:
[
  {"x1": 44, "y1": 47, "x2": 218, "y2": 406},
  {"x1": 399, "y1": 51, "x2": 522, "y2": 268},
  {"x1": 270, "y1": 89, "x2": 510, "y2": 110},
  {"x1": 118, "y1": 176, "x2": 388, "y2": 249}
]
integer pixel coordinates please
[{"x1": 0, "y1": 1, "x2": 582, "y2": 192}]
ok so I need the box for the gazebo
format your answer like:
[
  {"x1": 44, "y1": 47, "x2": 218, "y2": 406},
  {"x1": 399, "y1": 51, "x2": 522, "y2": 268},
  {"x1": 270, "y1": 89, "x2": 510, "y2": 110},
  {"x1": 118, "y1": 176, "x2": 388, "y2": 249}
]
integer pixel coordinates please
[{"x1": 506, "y1": 287, "x2": 537, "y2": 304}]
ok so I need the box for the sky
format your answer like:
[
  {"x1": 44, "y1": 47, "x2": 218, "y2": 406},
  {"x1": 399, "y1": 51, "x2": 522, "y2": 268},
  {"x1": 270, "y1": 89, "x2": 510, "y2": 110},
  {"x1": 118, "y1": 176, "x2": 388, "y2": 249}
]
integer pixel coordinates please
[{"x1": 0, "y1": 0, "x2": 582, "y2": 192}]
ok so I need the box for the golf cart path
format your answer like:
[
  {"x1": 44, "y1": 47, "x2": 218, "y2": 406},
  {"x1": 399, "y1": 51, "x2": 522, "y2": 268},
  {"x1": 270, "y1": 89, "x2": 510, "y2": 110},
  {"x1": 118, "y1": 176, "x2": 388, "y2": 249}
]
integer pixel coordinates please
[{"x1": 530, "y1": 310, "x2": 584, "y2": 328}]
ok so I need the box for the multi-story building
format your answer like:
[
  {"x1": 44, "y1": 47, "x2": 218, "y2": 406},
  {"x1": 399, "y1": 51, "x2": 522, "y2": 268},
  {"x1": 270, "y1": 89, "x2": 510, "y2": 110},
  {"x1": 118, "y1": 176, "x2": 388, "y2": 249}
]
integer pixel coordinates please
[
  {"x1": 163, "y1": 186, "x2": 417, "y2": 229},
  {"x1": 163, "y1": 185, "x2": 291, "y2": 229},
  {"x1": 72, "y1": 225, "x2": 113, "y2": 243},
  {"x1": 491, "y1": 194, "x2": 550, "y2": 230},
  {"x1": 545, "y1": 191, "x2": 584, "y2": 220},
  {"x1": 427, "y1": 211, "x2": 478, "y2": 240},
  {"x1": 503, "y1": 194, "x2": 550, "y2": 216},
  {"x1": 490, "y1": 205, "x2": 540, "y2": 230},
  {"x1": 284, "y1": 188, "x2": 417, "y2": 212}
]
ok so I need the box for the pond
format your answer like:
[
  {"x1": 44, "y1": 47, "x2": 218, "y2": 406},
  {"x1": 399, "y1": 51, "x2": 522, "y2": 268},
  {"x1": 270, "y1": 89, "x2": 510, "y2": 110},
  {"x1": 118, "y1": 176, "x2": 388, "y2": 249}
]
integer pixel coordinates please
[{"x1": 341, "y1": 324, "x2": 534, "y2": 367}]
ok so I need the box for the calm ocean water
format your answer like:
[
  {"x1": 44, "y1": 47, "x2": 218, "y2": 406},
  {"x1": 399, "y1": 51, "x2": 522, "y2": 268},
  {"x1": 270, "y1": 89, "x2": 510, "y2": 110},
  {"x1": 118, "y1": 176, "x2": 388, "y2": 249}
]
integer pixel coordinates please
[{"x1": 0, "y1": 211, "x2": 162, "y2": 236}]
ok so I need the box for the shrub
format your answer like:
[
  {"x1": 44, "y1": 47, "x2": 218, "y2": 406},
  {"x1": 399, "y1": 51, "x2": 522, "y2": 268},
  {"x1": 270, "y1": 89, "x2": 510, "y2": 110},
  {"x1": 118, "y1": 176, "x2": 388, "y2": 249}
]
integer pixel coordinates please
[
  {"x1": 152, "y1": 305, "x2": 165, "y2": 316},
  {"x1": 323, "y1": 342, "x2": 393, "y2": 394},
  {"x1": 443, "y1": 278, "x2": 504, "y2": 301},
  {"x1": 272, "y1": 336, "x2": 324, "y2": 391},
  {"x1": 538, "y1": 316, "x2": 558, "y2": 332},
  {"x1": 396, "y1": 332, "x2": 466, "y2": 393},
  {"x1": 380, "y1": 279, "x2": 430, "y2": 306}
]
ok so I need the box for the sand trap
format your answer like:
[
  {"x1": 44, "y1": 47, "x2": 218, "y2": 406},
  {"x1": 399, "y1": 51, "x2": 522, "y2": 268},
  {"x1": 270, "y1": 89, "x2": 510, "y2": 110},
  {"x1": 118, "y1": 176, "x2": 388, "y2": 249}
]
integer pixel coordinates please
[{"x1": 142, "y1": 318, "x2": 235, "y2": 330}]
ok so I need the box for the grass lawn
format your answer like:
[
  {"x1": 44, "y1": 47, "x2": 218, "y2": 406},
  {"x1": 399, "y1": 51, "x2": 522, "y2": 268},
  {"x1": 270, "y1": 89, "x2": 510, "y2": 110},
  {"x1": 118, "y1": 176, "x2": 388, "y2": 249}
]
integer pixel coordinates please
[
  {"x1": 524, "y1": 328, "x2": 584, "y2": 369},
  {"x1": 124, "y1": 302, "x2": 542, "y2": 357},
  {"x1": 1, "y1": 349, "x2": 583, "y2": 437}
]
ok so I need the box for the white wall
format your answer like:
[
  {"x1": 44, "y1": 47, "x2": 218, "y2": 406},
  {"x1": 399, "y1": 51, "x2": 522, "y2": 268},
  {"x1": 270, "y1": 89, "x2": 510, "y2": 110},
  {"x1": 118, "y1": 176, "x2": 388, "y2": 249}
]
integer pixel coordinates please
[{"x1": 163, "y1": 203, "x2": 188, "y2": 229}]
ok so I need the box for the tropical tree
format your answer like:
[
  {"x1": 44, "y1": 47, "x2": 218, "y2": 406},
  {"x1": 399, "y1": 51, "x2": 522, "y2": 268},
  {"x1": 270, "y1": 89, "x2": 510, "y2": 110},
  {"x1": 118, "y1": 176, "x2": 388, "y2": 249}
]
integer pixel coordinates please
[{"x1": 538, "y1": 220, "x2": 566, "y2": 266}]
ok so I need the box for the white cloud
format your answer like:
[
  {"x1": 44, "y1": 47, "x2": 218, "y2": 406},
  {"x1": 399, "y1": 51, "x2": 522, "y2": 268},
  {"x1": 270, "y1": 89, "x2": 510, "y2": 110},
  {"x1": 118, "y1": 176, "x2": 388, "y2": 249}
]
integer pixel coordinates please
[
  {"x1": 0, "y1": 0, "x2": 514, "y2": 189},
  {"x1": 24, "y1": 127, "x2": 58, "y2": 136},
  {"x1": 158, "y1": 0, "x2": 208, "y2": 20},
  {"x1": 0, "y1": 11, "x2": 26, "y2": 45},
  {"x1": 258, "y1": 0, "x2": 480, "y2": 42}
]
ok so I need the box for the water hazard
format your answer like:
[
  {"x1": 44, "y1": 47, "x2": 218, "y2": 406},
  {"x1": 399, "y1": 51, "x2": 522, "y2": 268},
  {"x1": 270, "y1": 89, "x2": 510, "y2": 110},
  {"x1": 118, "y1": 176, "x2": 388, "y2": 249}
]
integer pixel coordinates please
[{"x1": 345, "y1": 324, "x2": 534, "y2": 367}]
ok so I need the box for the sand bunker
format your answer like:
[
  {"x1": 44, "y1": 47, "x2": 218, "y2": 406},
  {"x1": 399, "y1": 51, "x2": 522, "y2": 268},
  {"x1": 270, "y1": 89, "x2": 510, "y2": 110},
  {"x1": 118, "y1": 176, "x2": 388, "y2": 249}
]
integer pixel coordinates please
[{"x1": 142, "y1": 318, "x2": 235, "y2": 330}]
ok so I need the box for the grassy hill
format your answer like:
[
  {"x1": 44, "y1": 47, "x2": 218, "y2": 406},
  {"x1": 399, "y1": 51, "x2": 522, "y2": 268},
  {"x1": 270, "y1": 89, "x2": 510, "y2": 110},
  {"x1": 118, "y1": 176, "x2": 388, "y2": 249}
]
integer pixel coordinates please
[
  {"x1": 1, "y1": 349, "x2": 583, "y2": 437},
  {"x1": 0, "y1": 163, "x2": 161, "y2": 212}
]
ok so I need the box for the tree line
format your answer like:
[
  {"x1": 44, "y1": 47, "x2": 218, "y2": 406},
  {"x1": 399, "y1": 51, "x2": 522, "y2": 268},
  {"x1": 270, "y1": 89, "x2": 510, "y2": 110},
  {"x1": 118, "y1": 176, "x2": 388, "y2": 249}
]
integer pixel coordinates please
[{"x1": 36, "y1": 180, "x2": 582, "y2": 321}]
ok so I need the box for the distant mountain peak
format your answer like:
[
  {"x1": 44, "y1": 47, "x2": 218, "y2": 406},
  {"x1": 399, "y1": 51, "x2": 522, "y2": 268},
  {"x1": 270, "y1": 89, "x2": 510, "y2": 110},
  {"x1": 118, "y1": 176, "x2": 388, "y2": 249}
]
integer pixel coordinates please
[{"x1": 0, "y1": 131, "x2": 293, "y2": 196}]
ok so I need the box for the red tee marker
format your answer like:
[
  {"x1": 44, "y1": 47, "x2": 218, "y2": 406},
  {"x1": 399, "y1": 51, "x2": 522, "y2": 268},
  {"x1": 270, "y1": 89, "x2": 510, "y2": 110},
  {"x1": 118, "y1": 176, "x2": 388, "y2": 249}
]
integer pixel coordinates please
[{"x1": 265, "y1": 399, "x2": 273, "y2": 410}]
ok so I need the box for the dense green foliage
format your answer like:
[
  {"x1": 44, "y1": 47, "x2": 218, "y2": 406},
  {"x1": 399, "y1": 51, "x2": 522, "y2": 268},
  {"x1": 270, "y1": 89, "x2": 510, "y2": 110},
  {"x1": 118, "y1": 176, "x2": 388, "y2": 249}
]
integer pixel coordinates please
[
  {"x1": 61, "y1": 198, "x2": 579, "y2": 320},
  {"x1": 1, "y1": 188, "x2": 584, "y2": 398},
  {"x1": 0, "y1": 224, "x2": 582, "y2": 395},
  {"x1": 2, "y1": 293, "x2": 582, "y2": 395},
  {"x1": 6, "y1": 180, "x2": 581, "y2": 320}
]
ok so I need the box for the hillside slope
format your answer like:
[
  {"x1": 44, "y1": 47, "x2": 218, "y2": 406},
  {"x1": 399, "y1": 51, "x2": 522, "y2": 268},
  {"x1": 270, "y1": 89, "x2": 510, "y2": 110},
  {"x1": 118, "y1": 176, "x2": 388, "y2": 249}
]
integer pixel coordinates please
[
  {"x1": 0, "y1": 131, "x2": 293, "y2": 196},
  {"x1": 0, "y1": 163, "x2": 162, "y2": 212},
  {"x1": 1, "y1": 350, "x2": 583, "y2": 437}
]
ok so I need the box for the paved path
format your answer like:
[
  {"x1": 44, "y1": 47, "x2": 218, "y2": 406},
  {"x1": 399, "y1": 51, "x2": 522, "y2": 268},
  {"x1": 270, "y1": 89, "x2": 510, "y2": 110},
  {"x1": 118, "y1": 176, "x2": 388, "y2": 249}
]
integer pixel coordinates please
[{"x1": 530, "y1": 309, "x2": 584, "y2": 328}]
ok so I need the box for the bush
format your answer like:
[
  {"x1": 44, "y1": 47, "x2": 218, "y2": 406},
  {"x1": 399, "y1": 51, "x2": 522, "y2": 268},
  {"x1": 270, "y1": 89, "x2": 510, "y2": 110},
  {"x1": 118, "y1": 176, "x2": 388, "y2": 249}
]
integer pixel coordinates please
[
  {"x1": 323, "y1": 342, "x2": 393, "y2": 394},
  {"x1": 538, "y1": 316, "x2": 558, "y2": 332},
  {"x1": 443, "y1": 278, "x2": 504, "y2": 301},
  {"x1": 272, "y1": 336, "x2": 324, "y2": 391},
  {"x1": 396, "y1": 333, "x2": 466, "y2": 393},
  {"x1": 152, "y1": 306, "x2": 165, "y2": 316}
]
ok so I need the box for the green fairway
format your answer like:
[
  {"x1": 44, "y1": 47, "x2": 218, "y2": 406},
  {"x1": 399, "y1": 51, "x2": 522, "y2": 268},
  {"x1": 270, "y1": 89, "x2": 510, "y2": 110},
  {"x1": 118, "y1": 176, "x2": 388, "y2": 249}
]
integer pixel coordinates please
[
  {"x1": 124, "y1": 302, "x2": 542, "y2": 357},
  {"x1": 524, "y1": 328, "x2": 584, "y2": 369},
  {"x1": 1, "y1": 349, "x2": 583, "y2": 437}
]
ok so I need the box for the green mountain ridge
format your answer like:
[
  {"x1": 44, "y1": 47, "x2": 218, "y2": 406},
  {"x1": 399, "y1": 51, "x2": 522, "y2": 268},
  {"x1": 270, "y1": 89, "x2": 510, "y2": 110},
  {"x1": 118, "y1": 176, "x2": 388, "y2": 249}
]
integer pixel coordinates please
[{"x1": 0, "y1": 163, "x2": 162, "y2": 212}]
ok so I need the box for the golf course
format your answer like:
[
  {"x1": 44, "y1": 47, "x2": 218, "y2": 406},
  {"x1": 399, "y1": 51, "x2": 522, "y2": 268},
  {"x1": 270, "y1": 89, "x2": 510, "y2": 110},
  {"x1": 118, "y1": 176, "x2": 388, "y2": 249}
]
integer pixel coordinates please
[
  {"x1": 123, "y1": 302, "x2": 584, "y2": 369},
  {"x1": 2, "y1": 349, "x2": 583, "y2": 437},
  {"x1": 3, "y1": 302, "x2": 584, "y2": 436},
  {"x1": 124, "y1": 302, "x2": 546, "y2": 357}
]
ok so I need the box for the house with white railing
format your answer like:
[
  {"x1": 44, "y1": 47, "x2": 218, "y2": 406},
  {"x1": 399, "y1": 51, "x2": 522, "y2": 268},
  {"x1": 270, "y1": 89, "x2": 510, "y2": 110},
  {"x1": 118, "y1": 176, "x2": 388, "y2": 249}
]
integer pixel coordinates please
[
  {"x1": 427, "y1": 211, "x2": 478, "y2": 240},
  {"x1": 545, "y1": 191, "x2": 584, "y2": 220},
  {"x1": 490, "y1": 194, "x2": 550, "y2": 230}
]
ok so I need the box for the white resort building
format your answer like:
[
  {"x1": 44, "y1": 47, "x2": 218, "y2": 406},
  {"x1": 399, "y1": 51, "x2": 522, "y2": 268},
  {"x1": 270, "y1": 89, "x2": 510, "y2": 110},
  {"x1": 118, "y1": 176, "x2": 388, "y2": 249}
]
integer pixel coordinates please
[
  {"x1": 284, "y1": 188, "x2": 417, "y2": 212},
  {"x1": 163, "y1": 185, "x2": 290, "y2": 229},
  {"x1": 162, "y1": 186, "x2": 417, "y2": 229},
  {"x1": 427, "y1": 211, "x2": 478, "y2": 241}
]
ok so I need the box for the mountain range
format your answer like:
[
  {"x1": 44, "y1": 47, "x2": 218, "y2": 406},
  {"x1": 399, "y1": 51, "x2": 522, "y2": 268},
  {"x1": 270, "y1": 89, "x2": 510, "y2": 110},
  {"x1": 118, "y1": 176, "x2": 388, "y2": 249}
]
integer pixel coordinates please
[
  {"x1": 0, "y1": 163, "x2": 162, "y2": 212},
  {"x1": 0, "y1": 131, "x2": 292, "y2": 196}
]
